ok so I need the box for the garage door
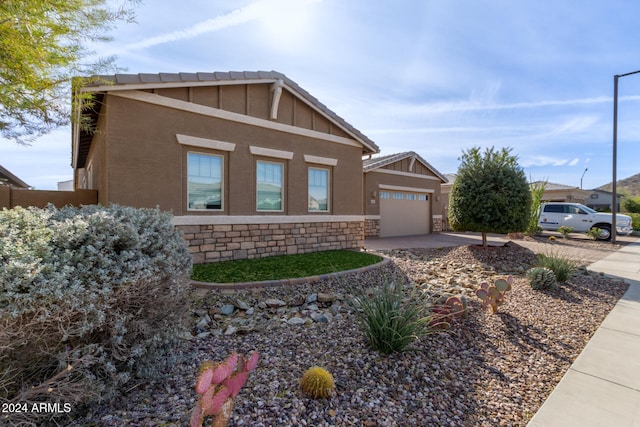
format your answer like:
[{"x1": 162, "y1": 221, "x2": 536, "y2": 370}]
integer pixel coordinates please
[{"x1": 379, "y1": 190, "x2": 430, "y2": 237}]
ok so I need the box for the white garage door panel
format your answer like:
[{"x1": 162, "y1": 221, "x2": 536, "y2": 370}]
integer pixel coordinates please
[{"x1": 379, "y1": 191, "x2": 430, "y2": 237}]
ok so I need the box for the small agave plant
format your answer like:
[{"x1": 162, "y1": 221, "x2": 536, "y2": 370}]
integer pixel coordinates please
[
  {"x1": 476, "y1": 276, "x2": 513, "y2": 314},
  {"x1": 190, "y1": 351, "x2": 259, "y2": 427}
]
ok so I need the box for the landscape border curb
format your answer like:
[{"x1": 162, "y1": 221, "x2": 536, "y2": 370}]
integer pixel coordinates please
[{"x1": 190, "y1": 254, "x2": 391, "y2": 290}]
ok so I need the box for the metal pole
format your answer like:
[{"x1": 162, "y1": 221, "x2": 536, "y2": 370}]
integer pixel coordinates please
[
  {"x1": 612, "y1": 69, "x2": 640, "y2": 244},
  {"x1": 612, "y1": 75, "x2": 618, "y2": 244}
]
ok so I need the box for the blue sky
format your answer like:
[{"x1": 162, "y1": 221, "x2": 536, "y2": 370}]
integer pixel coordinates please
[{"x1": 2, "y1": 0, "x2": 640, "y2": 190}]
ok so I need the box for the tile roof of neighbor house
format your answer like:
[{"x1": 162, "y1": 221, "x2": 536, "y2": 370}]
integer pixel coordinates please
[
  {"x1": 363, "y1": 151, "x2": 447, "y2": 182},
  {"x1": 0, "y1": 164, "x2": 29, "y2": 188},
  {"x1": 530, "y1": 181, "x2": 584, "y2": 191},
  {"x1": 77, "y1": 70, "x2": 379, "y2": 155},
  {"x1": 443, "y1": 173, "x2": 456, "y2": 185}
]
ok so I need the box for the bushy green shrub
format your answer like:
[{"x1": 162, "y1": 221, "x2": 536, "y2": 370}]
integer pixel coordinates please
[
  {"x1": 351, "y1": 278, "x2": 435, "y2": 354},
  {"x1": 586, "y1": 227, "x2": 602, "y2": 240},
  {"x1": 0, "y1": 204, "x2": 192, "y2": 426},
  {"x1": 629, "y1": 212, "x2": 640, "y2": 231},
  {"x1": 536, "y1": 251, "x2": 577, "y2": 282},
  {"x1": 449, "y1": 146, "x2": 532, "y2": 247},
  {"x1": 557, "y1": 225, "x2": 573, "y2": 239}
]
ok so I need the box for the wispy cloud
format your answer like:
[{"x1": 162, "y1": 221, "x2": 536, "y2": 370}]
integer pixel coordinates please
[
  {"x1": 379, "y1": 95, "x2": 640, "y2": 116},
  {"x1": 520, "y1": 155, "x2": 580, "y2": 167},
  {"x1": 545, "y1": 116, "x2": 600, "y2": 136},
  {"x1": 366, "y1": 125, "x2": 526, "y2": 135},
  {"x1": 121, "y1": 0, "x2": 322, "y2": 51}
]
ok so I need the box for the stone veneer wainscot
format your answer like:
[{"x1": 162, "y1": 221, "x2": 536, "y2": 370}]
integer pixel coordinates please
[{"x1": 173, "y1": 216, "x2": 365, "y2": 264}]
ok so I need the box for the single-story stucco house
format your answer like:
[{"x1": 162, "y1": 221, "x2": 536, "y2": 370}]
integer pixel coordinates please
[
  {"x1": 585, "y1": 189, "x2": 622, "y2": 212},
  {"x1": 72, "y1": 70, "x2": 445, "y2": 262},
  {"x1": 530, "y1": 181, "x2": 590, "y2": 204}
]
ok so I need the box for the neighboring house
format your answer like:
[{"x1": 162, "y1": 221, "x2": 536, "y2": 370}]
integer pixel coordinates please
[
  {"x1": 73, "y1": 71, "x2": 381, "y2": 263},
  {"x1": 363, "y1": 152, "x2": 447, "y2": 237},
  {"x1": 57, "y1": 179, "x2": 74, "y2": 191},
  {"x1": 585, "y1": 189, "x2": 621, "y2": 212},
  {"x1": 531, "y1": 181, "x2": 591, "y2": 204},
  {"x1": 0, "y1": 164, "x2": 30, "y2": 188},
  {"x1": 440, "y1": 173, "x2": 456, "y2": 231}
]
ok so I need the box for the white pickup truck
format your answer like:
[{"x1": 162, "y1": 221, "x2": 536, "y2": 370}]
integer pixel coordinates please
[{"x1": 538, "y1": 202, "x2": 633, "y2": 241}]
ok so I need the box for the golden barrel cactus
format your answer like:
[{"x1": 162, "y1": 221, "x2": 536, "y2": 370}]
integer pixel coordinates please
[{"x1": 300, "y1": 366, "x2": 334, "y2": 399}]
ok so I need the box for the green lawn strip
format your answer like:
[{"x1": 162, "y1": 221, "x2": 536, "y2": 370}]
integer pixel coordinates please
[{"x1": 191, "y1": 249, "x2": 382, "y2": 283}]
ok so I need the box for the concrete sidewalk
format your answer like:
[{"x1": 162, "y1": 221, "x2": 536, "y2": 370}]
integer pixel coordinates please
[{"x1": 527, "y1": 240, "x2": 640, "y2": 427}]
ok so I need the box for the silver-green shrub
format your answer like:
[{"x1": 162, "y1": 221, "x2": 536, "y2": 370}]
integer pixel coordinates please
[{"x1": 0, "y1": 204, "x2": 192, "y2": 426}]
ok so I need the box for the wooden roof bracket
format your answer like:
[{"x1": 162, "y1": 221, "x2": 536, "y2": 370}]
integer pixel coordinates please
[
  {"x1": 270, "y1": 79, "x2": 284, "y2": 120},
  {"x1": 409, "y1": 155, "x2": 416, "y2": 172}
]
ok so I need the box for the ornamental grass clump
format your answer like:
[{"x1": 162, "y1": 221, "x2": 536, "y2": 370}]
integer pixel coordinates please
[
  {"x1": 0, "y1": 205, "x2": 192, "y2": 427},
  {"x1": 536, "y1": 251, "x2": 577, "y2": 282},
  {"x1": 350, "y1": 278, "x2": 435, "y2": 354}
]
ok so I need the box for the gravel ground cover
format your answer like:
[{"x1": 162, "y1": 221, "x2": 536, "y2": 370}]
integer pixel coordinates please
[{"x1": 68, "y1": 239, "x2": 630, "y2": 427}]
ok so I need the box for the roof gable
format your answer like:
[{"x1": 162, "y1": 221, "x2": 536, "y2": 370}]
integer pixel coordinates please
[
  {"x1": 363, "y1": 151, "x2": 446, "y2": 183},
  {"x1": 74, "y1": 71, "x2": 379, "y2": 168},
  {"x1": 0, "y1": 164, "x2": 29, "y2": 188}
]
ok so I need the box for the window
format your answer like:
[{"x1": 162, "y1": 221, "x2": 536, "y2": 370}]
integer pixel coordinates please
[
  {"x1": 418, "y1": 194, "x2": 428, "y2": 201},
  {"x1": 379, "y1": 191, "x2": 390, "y2": 199},
  {"x1": 543, "y1": 204, "x2": 564, "y2": 213},
  {"x1": 308, "y1": 167, "x2": 329, "y2": 211},
  {"x1": 406, "y1": 193, "x2": 417, "y2": 201},
  {"x1": 392, "y1": 192, "x2": 404, "y2": 200},
  {"x1": 256, "y1": 161, "x2": 283, "y2": 211},
  {"x1": 188, "y1": 152, "x2": 223, "y2": 210}
]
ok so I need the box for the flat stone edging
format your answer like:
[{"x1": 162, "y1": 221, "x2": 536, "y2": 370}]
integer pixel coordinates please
[{"x1": 191, "y1": 255, "x2": 391, "y2": 290}]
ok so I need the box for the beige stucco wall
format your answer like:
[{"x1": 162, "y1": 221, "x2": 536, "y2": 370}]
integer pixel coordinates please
[
  {"x1": 363, "y1": 170, "x2": 443, "y2": 217},
  {"x1": 92, "y1": 93, "x2": 363, "y2": 217}
]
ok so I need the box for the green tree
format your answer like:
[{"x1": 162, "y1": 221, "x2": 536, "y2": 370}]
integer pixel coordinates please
[
  {"x1": 0, "y1": 0, "x2": 138, "y2": 144},
  {"x1": 623, "y1": 196, "x2": 640, "y2": 213},
  {"x1": 449, "y1": 146, "x2": 532, "y2": 247}
]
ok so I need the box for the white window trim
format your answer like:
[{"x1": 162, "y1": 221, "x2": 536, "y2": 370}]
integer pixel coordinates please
[
  {"x1": 250, "y1": 146, "x2": 294, "y2": 160},
  {"x1": 308, "y1": 166, "x2": 330, "y2": 213},
  {"x1": 303, "y1": 154, "x2": 338, "y2": 166},
  {"x1": 172, "y1": 215, "x2": 365, "y2": 226},
  {"x1": 256, "y1": 160, "x2": 284, "y2": 212},
  {"x1": 187, "y1": 151, "x2": 224, "y2": 212},
  {"x1": 177, "y1": 134, "x2": 236, "y2": 152}
]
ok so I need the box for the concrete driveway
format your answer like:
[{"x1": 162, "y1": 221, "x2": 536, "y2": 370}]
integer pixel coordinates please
[
  {"x1": 364, "y1": 231, "x2": 640, "y2": 264},
  {"x1": 364, "y1": 231, "x2": 509, "y2": 250}
]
